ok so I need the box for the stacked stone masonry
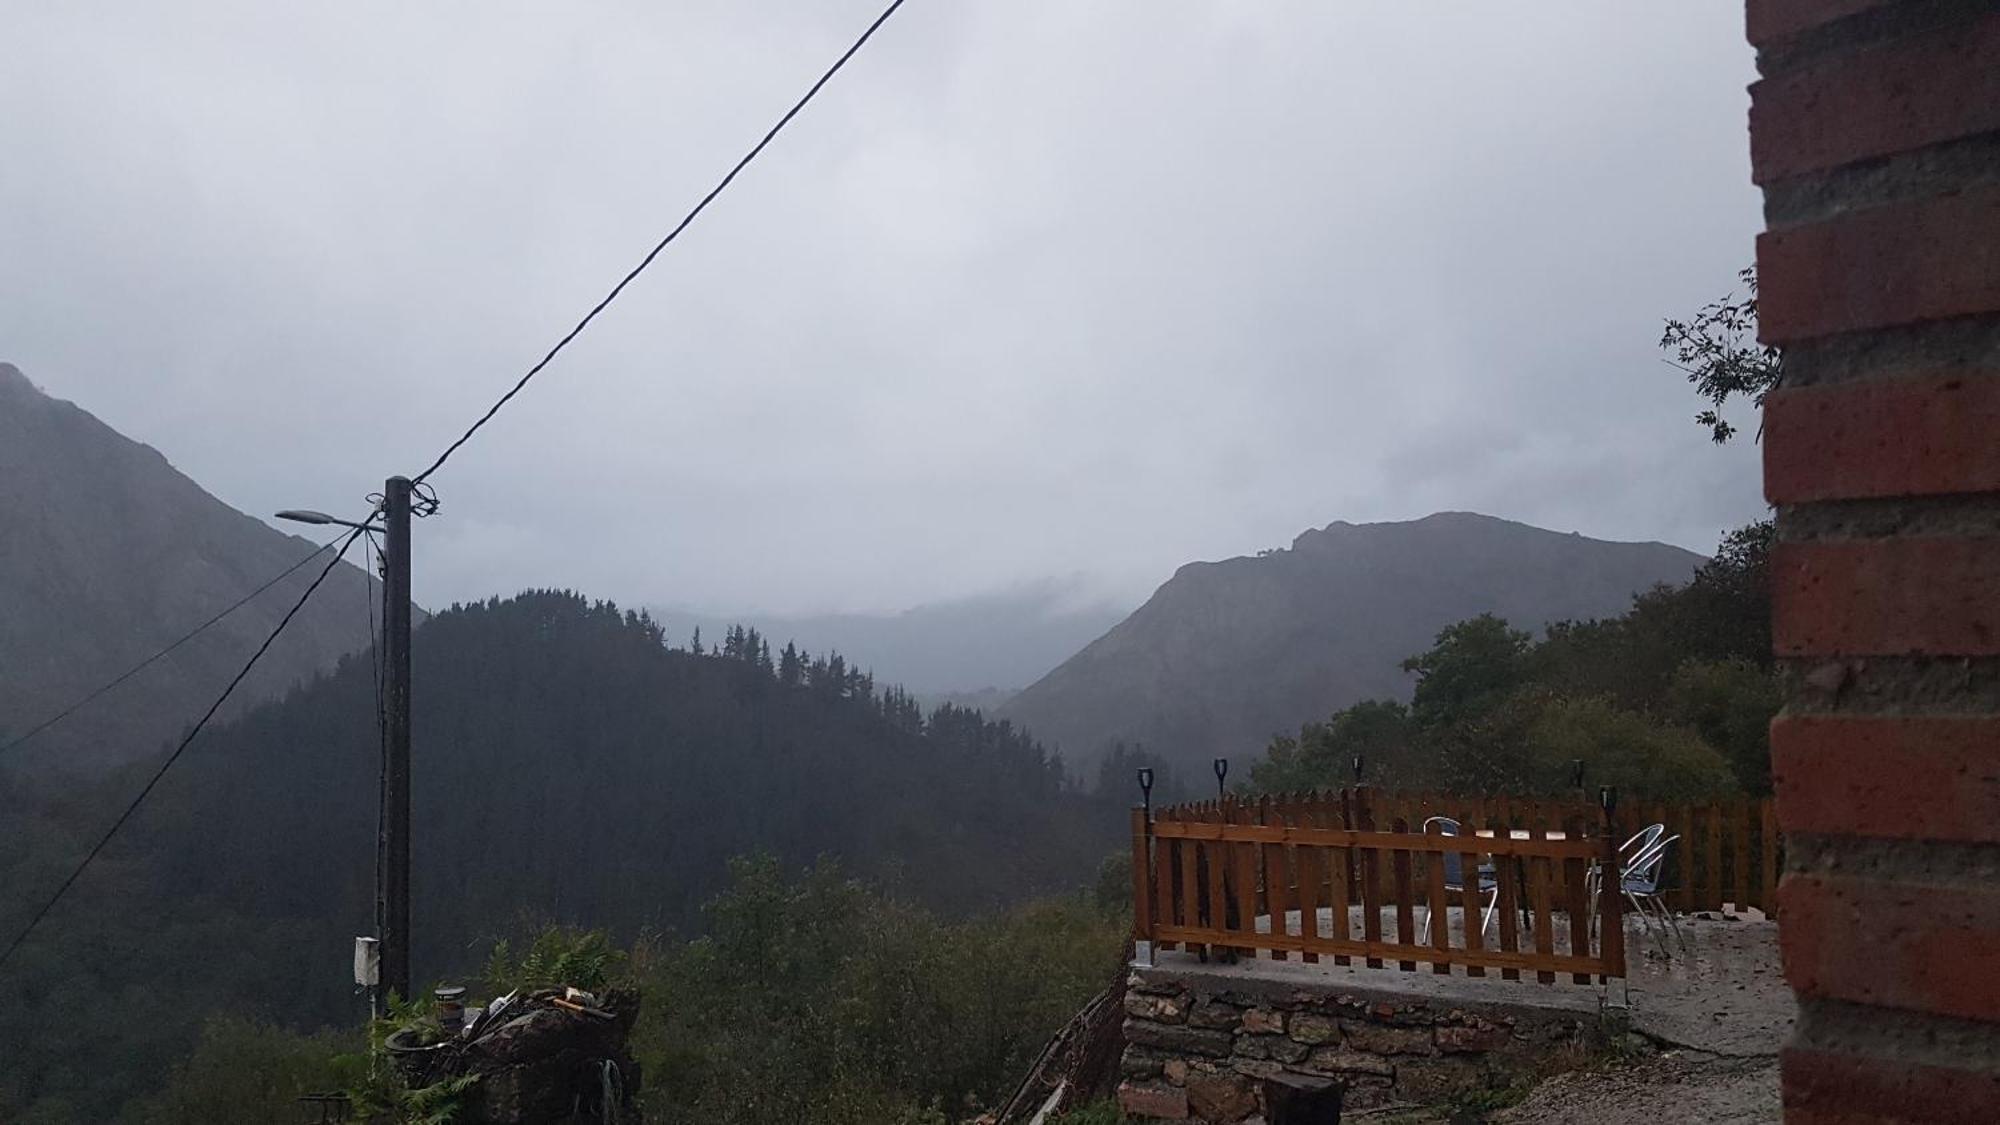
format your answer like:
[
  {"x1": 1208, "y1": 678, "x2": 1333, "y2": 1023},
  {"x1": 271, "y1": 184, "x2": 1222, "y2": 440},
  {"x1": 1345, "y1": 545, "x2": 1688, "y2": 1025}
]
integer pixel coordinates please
[
  {"x1": 1114, "y1": 971, "x2": 1602, "y2": 1123},
  {"x1": 1747, "y1": 0, "x2": 2000, "y2": 1120}
]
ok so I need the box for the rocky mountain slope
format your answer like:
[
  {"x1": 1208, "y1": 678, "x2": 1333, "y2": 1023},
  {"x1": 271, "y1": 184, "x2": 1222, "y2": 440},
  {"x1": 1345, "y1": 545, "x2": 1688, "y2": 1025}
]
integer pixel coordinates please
[
  {"x1": 0, "y1": 362, "x2": 380, "y2": 770},
  {"x1": 999, "y1": 512, "x2": 1704, "y2": 777}
]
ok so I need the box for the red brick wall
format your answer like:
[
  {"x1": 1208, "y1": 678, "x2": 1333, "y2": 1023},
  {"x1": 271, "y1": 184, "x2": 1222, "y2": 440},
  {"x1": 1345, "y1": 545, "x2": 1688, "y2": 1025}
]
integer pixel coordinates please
[{"x1": 1751, "y1": 1, "x2": 2000, "y2": 1120}]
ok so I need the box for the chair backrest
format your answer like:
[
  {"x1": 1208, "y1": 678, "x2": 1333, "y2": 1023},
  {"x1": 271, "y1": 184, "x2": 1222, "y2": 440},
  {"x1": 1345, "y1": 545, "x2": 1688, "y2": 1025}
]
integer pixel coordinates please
[
  {"x1": 1623, "y1": 834, "x2": 1678, "y2": 893},
  {"x1": 1622, "y1": 823, "x2": 1665, "y2": 856},
  {"x1": 1424, "y1": 817, "x2": 1466, "y2": 886}
]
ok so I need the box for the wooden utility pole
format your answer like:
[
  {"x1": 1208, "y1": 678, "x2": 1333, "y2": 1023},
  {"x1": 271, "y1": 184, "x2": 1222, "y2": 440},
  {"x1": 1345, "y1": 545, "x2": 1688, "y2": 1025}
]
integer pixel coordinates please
[{"x1": 380, "y1": 476, "x2": 414, "y2": 1009}]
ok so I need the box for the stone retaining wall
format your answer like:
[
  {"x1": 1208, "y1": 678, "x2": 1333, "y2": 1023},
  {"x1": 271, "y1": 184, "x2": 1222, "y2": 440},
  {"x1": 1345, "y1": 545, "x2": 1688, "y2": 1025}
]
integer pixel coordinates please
[{"x1": 1116, "y1": 964, "x2": 1609, "y2": 1122}]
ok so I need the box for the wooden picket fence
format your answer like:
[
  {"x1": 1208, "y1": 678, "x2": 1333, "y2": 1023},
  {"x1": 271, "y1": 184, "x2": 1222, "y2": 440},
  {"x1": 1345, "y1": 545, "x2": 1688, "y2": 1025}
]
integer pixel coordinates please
[
  {"x1": 1334, "y1": 790, "x2": 1782, "y2": 915},
  {"x1": 1129, "y1": 789, "x2": 1628, "y2": 985}
]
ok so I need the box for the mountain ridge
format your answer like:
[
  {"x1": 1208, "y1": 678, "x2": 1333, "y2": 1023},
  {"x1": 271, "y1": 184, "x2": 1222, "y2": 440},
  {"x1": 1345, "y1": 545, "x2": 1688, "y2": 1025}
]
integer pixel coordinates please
[
  {"x1": 998, "y1": 511, "x2": 1705, "y2": 778},
  {"x1": 0, "y1": 362, "x2": 383, "y2": 770}
]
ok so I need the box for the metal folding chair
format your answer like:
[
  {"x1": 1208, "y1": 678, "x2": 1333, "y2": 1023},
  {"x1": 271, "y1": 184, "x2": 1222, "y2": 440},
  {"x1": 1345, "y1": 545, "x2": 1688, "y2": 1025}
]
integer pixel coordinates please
[
  {"x1": 1418, "y1": 816, "x2": 1499, "y2": 943},
  {"x1": 1621, "y1": 833, "x2": 1687, "y2": 956}
]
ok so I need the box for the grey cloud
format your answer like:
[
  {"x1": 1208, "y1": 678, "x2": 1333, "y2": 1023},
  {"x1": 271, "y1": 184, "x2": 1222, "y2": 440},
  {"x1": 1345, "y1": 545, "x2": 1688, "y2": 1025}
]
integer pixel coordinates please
[{"x1": 2, "y1": 0, "x2": 1766, "y2": 616}]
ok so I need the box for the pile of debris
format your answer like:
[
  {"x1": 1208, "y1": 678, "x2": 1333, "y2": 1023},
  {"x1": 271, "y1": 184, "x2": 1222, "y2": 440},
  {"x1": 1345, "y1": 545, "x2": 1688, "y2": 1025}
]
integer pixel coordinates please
[{"x1": 387, "y1": 986, "x2": 643, "y2": 1124}]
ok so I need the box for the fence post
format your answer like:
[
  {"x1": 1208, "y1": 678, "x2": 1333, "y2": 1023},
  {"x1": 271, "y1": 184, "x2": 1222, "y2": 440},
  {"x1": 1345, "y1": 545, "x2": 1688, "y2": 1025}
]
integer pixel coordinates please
[
  {"x1": 1131, "y1": 806, "x2": 1153, "y2": 958},
  {"x1": 1598, "y1": 787, "x2": 1626, "y2": 982}
]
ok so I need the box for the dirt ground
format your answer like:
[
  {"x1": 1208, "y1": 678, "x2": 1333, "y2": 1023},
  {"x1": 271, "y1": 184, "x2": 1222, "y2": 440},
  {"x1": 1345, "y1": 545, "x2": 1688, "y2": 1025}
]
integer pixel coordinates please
[
  {"x1": 1504, "y1": 912, "x2": 1788, "y2": 1123},
  {"x1": 1300, "y1": 910, "x2": 1792, "y2": 1124}
]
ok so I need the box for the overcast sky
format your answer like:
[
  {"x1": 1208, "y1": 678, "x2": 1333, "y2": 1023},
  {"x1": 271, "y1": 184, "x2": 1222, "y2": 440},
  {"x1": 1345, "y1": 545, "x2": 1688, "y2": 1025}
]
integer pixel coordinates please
[{"x1": 3, "y1": 1, "x2": 1765, "y2": 615}]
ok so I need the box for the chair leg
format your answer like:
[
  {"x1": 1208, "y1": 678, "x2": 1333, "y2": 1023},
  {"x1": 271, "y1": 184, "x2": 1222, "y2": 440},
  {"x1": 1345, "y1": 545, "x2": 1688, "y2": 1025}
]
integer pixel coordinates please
[
  {"x1": 1626, "y1": 891, "x2": 1665, "y2": 957},
  {"x1": 1657, "y1": 896, "x2": 1689, "y2": 953}
]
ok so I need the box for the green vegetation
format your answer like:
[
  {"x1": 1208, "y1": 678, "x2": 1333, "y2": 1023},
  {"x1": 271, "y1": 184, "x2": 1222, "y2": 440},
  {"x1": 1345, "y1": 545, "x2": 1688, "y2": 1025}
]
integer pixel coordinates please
[
  {"x1": 1248, "y1": 521, "x2": 1775, "y2": 800},
  {"x1": 132, "y1": 858, "x2": 1126, "y2": 1125},
  {"x1": 0, "y1": 592, "x2": 1125, "y2": 1121}
]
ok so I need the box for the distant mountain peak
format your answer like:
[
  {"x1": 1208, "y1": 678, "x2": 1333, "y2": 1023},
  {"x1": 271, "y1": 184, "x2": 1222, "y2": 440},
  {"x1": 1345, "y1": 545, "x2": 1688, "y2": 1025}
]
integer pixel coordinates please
[{"x1": 1000, "y1": 512, "x2": 1703, "y2": 775}]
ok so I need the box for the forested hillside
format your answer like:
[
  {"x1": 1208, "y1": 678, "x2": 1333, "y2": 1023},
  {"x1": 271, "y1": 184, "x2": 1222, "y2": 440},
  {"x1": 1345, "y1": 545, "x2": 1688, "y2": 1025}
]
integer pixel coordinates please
[
  {"x1": 0, "y1": 591, "x2": 1122, "y2": 1120},
  {"x1": 1001, "y1": 512, "x2": 1703, "y2": 778},
  {"x1": 1248, "y1": 521, "x2": 1776, "y2": 800}
]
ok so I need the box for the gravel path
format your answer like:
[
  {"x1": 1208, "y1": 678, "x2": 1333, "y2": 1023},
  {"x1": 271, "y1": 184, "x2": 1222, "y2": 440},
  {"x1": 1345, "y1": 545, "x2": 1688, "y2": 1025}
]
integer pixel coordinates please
[{"x1": 1496, "y1": 1049, "x2": 1778, "y2": 1123}]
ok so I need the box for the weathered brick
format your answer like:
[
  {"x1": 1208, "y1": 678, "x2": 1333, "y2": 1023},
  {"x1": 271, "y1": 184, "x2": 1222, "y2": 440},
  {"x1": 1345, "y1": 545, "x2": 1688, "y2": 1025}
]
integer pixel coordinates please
[
  {"x1": 1783, "y1": 1046, "x2": 2000, "y2": 1122},
  {"x1": 1746, "y1": 0, "x2": 1893, "y2": 46},
  {"x1": 1779, "y1": 874, "x2": 2000, "y2": 1022},
  {"x1": 1765, "y1": 376, "x2": 2000, "y2": 502},
  {"x1": 1751, "y1": 15, "x2": 2000, "y2": 183},
  {"x1": 1118, "y1": 1079, "x2": 1190, "y2": 1121},
  {"x1": 1757, "y1": 185, "x2": 2000, "y2": 343},
  {"x1": 1772, "y1": 538, "x2": 2000, "y2": 657},
  {"x1": 1774, "y1": 716, "x2": 2000, "y2": 842}
]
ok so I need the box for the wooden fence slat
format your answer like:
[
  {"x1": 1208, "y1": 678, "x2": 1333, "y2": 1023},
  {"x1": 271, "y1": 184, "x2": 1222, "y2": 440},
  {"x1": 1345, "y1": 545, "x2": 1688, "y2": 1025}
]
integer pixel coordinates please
[
  {"x1": 1494, "y1": 834, "x2": 1522, "y2": 982},
  {"x1": 1296, "y1": 807, "x2": 1321, "y2": 964},
  {"x1": 1706, "y1": 800, "x2": 1724, "y2": 913},
  {"x1": 1528, "y1": 822, "x2": 1556, "y2": 985},
  {"x1": 1262, "y1": 796, "x2": 1290, "y2": 960},
  {"x1": 1131, "y1": 808, "x2": 1152, "y2": 943},
  {"x1": 1460, "y1": 840, "x2": 1487, "y2": 978},
  {"x1": 1232, "y1": 801, "x2": 1258, "y2": 959},
  {"x1": 1356, "y1": 790, "x2": 1384, "y2": 969},
  {"x1": 1153, "y1": 820, "x2": 1178, "y2": 951},
  {"x1": 1564, "y1": 842, "x2": 1591, "y2": 986},
  {"x1": 1392, "y1": 820, "x2": 1420, "y2": 972},
  {"x1": 1424, "y1": 820, "x2": 1452, "y2": 975},
  {"x1": 1326, "y1": 800, "x2": 1353, "y2": 966},
  {"x1": 1203, "y1": 804, "x2": 1225, "y2": 960}
]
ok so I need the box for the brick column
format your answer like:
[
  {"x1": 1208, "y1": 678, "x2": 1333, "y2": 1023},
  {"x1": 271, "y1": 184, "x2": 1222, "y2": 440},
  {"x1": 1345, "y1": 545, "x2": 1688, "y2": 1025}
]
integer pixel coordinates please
[{"x1": 1748, "y1": 2, "x2": 2000, "y2": 1120}]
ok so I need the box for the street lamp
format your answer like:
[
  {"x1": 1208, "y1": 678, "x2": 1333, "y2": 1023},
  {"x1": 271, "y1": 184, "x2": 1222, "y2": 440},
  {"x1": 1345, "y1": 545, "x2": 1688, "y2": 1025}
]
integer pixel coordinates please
[
  {"x1": 277, "y1": 478, "x2": 414, "y2": 1014},
  {"x1": 276, "y1": 509, "x2": 385, "y2": 533}
]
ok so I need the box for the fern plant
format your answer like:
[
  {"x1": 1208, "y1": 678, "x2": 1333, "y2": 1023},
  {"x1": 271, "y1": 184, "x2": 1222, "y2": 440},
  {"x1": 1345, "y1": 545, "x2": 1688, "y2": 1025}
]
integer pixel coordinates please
[{"x1": 484, "y1": 927, "x2": 623, "y2": 993}]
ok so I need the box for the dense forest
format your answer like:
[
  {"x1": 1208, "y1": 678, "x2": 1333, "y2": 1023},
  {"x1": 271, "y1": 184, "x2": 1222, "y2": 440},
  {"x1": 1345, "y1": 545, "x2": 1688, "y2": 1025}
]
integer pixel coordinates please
[
  {"x1": 0, "y1": 591, "x2": 1126, "y2": 1121},
  {"x1": 1248, "y1": 520, "x2": 1776, "y2": 800}
]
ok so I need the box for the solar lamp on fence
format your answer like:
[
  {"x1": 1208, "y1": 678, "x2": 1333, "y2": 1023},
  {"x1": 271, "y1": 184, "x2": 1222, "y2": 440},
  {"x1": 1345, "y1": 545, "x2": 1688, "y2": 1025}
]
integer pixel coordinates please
[
  {"x1": 1212, "y1": 757, "x2": 1228, "y2": 799},
  {"x1": 1137, "y1": 767, "x2": 1154, "y2": 818}
]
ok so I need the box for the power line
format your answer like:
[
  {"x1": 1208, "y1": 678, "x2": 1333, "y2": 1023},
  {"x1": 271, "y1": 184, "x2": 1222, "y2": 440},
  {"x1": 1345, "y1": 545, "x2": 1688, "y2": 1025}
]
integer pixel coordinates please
[
  {"x1": 0, "y1": 533, "x2": 348, "y2": 760},
  {"x1": 0, "y1": 525, "x2": 368, "y2": 971},
  {"x1": 409, "y1": 0, "x2": 911, "y2": 486}
]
